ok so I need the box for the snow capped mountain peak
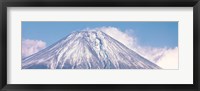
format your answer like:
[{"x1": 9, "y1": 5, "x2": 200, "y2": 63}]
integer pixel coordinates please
[{"x1": 22, "y1": 30, "x2": 161, "y2": 69}]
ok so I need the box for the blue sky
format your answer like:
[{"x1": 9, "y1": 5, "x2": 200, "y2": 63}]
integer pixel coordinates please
[{"x1": 22, "y1": 22, "x2": 178, "y2": 48}]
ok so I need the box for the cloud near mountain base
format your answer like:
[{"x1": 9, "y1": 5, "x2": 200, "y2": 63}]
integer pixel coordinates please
[{"x1": 22, "y1": 39, "x2": 46, "y2": 58}]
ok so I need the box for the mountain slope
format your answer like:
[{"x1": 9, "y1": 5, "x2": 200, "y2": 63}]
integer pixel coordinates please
[{"x1": 22, "y1": 30, "x2": 161, "y2": 69}]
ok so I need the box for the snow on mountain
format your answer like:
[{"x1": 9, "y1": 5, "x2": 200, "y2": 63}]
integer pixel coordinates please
[{"x1": 22, "y1": 30, "x2": 161, "y2": 69}]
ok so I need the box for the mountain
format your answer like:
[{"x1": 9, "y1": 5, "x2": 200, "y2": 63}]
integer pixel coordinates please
[{"x1": 22, "y1": 30, "x2": 161, "y2": 69}]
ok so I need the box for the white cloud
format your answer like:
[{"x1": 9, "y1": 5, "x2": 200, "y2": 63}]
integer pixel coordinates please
[
  {"x1": 99, "y1": 27, "x2": 138, "y2": 50},
  {"x1": 156, "y1": 47, "x2": 178, "y2": 69},
  {"x1": 93, "y1": 26, "x2": 178, "y2": 69},
  {"x1": 22, "y1": 39, "x2": 46, "y2": 58}
]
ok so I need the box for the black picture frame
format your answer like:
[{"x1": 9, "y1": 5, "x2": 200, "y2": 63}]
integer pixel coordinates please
[{"x1": 0, "y1": 0, "x2": 200, "y2": 91}]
